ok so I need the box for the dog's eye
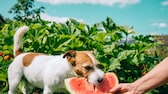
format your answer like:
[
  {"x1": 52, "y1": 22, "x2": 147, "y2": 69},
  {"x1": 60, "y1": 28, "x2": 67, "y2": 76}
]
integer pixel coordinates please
[{"x1": 84, "y1": 66, "x2": 92, "y2": 70}]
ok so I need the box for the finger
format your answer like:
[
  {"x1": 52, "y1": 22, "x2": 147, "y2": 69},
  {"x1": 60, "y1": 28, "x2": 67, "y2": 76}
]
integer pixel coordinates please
[
  {"x1": 110, "y1": 85, "x2": 122, "y2": 93},
  {"x1": 110, "y1": 83, "x2": 131, "y2": 93}
]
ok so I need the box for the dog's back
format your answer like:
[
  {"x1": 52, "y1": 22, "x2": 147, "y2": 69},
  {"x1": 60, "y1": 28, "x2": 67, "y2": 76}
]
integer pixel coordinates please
[
  {"x1": 8, "y1": 26, "x2": 75, "y2": 94},
  {"x1": 8, "y1": 26, "x2": 104, "y2": 94}
]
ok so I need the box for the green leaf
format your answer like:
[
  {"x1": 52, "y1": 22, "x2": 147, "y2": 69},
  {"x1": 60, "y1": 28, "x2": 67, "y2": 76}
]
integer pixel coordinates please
[
  {"x1": 103, "y1": 43, "x2": 116, "y2": 53},
  {"x1": 117, "y1": 50, "x2": 135, "y2": 61},
  {"x1": 42, "y1": 36, "x2": 47, "y2": 44},
  {"x1": 31, "y1": 23, "x2": 41, "y2": 29},
  {"x1": 108, "y1": 58, "x2": 121, "y2": 71},
  {"x1": 0, "y1": 72, "x2": 7, "y2": 82},
  {"x1": 94, "y1": 32, "x2": 107, "y2": 43}
]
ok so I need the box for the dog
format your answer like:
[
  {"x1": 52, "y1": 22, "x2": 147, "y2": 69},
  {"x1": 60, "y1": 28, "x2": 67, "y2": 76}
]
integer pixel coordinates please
[{"x1": 8, "y1": 26, "x2": 104, "y2": 94}]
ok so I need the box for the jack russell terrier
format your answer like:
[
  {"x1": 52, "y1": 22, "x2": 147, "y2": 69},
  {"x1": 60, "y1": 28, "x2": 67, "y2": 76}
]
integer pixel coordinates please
[{"x1": 8, "y1": 26, "x2": 104, "y2": 94}]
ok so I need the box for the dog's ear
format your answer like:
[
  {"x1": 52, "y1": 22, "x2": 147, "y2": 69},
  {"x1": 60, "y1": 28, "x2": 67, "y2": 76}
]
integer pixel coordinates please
[
  {"x1": 63, "y1": 50, "x2": 76, "y2": 65},
  {"x1": 63, "y1": 50, "x2": 76, "y2": 58}
]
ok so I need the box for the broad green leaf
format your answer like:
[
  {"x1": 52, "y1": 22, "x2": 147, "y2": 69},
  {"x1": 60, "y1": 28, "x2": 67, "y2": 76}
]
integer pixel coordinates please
[
  {"x1": 94, "y1": 32, "x2": 107, "y2": 43},
  {"x1": 0, "y1": 72, "x2": 7, "y2": 82},
  {"x1": 108, "y1": 58, "x2": 121, "y2": 71},
  {"x1": 103, "y1": 43, "x2": 116, "y2": 53},
  {"x1": 117, "y1": 50, "x2": 135, "y2": 60},
  {"x1": 31, "y1": 23, "x2": 41, "y2": 29}
]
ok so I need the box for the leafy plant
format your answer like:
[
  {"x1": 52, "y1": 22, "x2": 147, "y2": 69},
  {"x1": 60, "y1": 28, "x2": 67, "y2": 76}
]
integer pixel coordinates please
[{"x1": 1, "y1": 17, "x2": 166, "y2": 93}]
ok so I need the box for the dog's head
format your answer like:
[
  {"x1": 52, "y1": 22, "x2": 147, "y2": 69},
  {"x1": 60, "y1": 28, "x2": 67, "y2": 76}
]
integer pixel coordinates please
[{"x1": 63, "y1": 50, "x2": 104, "y2": 85}]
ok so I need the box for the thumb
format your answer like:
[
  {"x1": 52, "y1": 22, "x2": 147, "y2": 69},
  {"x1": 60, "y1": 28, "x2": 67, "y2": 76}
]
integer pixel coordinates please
[
  {"x1": 110, "y1": 85, "x2": 122, "y2": 93},
  {"x1": 110, "y1": 83, "x2": 131, "y2": 93}
]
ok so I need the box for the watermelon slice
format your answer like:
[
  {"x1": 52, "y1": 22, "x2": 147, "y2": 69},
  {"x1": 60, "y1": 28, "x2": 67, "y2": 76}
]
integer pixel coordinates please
[{"x1": 64, "y1": 73, "x2": 118, "y2": 94}]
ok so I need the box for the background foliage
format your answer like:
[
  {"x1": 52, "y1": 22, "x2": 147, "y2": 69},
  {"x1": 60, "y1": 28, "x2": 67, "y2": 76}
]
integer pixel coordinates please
[{"x1": 0, "y1": 0, "x2": 168, "y2": 93}]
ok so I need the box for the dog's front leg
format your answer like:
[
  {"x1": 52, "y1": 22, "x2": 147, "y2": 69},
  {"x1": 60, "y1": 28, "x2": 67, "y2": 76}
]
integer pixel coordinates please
[{"x1": 43, "y1": 86, "x2": 53, "y2": 94}]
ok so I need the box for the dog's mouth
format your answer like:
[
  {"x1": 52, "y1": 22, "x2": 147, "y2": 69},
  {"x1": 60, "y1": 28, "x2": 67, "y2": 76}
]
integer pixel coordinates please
[
  {"x1": 73, "y1": 71, "x2": 85, "y2": 78},
  {"x1": 76, "y1": 74, "x2": 83, "y2": 77}
]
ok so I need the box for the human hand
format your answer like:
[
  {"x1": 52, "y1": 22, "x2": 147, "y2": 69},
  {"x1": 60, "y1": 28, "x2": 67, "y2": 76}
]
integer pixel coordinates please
[{"x1": 110, "y1": 83, "x2": 135, "y2": 94}]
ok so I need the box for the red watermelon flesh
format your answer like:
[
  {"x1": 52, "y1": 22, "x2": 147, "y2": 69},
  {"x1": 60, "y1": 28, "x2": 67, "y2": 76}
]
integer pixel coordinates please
[{"x1": 64, "y1": 73, "x2": 118, "y2": 94}]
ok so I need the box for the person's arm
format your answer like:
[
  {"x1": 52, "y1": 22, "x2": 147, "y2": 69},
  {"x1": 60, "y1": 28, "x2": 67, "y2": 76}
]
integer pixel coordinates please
[
  {"x1": 110, "y1": 57, "x2": 168, "y2": 94},
  {"x1": 132, "y1": 57, "x2": 168, "y2": 93}
]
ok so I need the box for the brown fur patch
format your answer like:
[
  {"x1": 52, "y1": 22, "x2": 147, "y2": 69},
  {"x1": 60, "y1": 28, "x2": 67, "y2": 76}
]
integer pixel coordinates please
[
  {"x1": 73, "y1": 52, "x2": 94, "y2": 77},
  {"x1": 75, "y1": 52, "x2": 93, "y2": 66},
  {"x1": 14, "y1": 48, "x2": 22, "y2": 57},
  {"x1": 64, "y1": 50, "x2": 99, "y2": 78},
  {"x1": 22, "y1": 53, "x2": 45, "y2": 67}
]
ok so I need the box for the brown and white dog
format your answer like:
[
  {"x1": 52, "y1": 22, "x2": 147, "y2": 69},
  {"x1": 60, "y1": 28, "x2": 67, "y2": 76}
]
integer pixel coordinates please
[{"x1": 8, "y1": 26, "x2": 104, "y2": 94}]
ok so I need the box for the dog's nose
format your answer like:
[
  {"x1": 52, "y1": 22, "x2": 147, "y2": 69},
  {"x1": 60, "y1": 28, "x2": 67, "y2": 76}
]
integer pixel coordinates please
[{"x1": 97, "y1": 78, "x2": 103, "y2": 83}]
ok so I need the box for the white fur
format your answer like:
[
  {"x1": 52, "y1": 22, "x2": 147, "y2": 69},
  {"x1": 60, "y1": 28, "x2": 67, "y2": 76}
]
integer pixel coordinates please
[
  {"x1": 83, "y1": 52, "x2": 104, "y2": 85},
  {"x1": 8, "y1": 53, "x2": 75, "y2": 94},
  {"x1": 8, "y1": 26, "x2": 104, "y2": 94}
]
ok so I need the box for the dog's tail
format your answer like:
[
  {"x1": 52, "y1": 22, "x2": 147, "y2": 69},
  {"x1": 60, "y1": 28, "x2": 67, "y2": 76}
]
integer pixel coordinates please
[{"x1": 14, "y1": 26, "x2": 29, "y2": 57}]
